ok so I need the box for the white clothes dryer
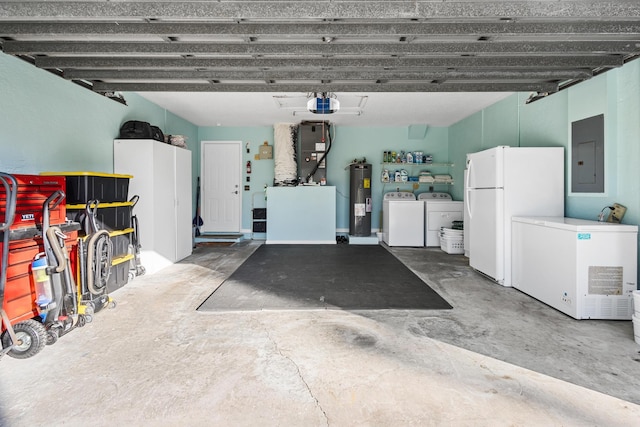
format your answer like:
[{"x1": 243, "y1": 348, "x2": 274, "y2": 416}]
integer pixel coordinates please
[
  {"x1": 382, "y1": 192, "x2": 424, "y2": 247},
  {"x1": 418, "y1": 192, "x2": 463, "y2": 247}
]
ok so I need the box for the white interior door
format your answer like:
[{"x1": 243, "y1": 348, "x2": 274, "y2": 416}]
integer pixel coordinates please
[{"x1": 201, "y1": 141, "x2": 241, "y2": 233}]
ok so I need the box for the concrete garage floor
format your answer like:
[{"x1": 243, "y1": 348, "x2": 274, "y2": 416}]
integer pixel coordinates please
[{"x1": 2, "y1": 240, "x2": 640, "y2": 426}]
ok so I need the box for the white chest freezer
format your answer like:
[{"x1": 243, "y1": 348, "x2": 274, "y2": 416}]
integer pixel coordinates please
[{"x1": 512, "y1": 216, "x2": 637, "y2": 320}]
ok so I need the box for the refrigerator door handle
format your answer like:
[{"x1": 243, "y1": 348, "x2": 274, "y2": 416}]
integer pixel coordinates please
[{"x1": 465, "y1": 160, "x2": 473, "y2": 219}]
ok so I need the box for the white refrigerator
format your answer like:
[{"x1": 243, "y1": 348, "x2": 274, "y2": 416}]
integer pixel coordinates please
[
  {"x1": 512, "y1": 217, "x2": 637, "y2": 319},
  {"x1": 465, "y1": 146, "x2": 564, "y2": 286}
]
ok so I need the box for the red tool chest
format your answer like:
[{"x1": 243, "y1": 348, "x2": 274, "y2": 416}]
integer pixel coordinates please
[
  {"x1": 1, "y1": 230, "x2": 78, "y2": 330},
  {"x1": 0, "y1": 174, "x2": 67, "y2": 230}
]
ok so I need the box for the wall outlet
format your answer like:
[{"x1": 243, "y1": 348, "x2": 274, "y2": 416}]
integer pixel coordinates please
[
  {"x1": 561, "y1": 293, "x2": 572, "y2": 306},
  {"x1": 607, "y1": 203, "x2": 627, "y2": 223}
]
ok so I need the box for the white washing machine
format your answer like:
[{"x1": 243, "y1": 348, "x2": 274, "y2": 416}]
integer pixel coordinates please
[
  {"x1": 382, "y1": 192, "x2": 424, "y2": 247},
  {"x1": 418, "y1": 192, "x2": 463, "y2": 247}
]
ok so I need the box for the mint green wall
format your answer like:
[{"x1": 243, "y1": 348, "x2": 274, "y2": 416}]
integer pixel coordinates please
[
  {"x1": 448, "y1": 112, "x2": 482, "y2": 200},
  {"x1": 614, "y1": 60, "x2": 640, "y2": 231},
  {"x1": 0, "y1": 52, "x2": 198, "y2": 211},
  {"x1": 0, "y1": 54, "x2": 123, "y2": 173},
  {"x1": 483, "y1": 94, "x2": 520, "y2": 148},
  {"x1": 198, "y1": 124, "x2": 450, "y2": 234},
  {"x1": 518, "y1": 90, "x2": 569, "y2": 149}
]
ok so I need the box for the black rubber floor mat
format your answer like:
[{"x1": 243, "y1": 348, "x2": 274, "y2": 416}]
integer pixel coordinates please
[{"x1": 197, "y1": 244, "x2": 453, "y2": 311}]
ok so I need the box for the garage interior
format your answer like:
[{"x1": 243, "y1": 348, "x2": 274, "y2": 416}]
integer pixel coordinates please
[{"x1": 2, "y1": 1, "x2": 640, "y2": 425}]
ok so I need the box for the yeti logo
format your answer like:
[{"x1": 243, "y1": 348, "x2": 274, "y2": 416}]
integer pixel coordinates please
[{"x1": 21, "y1": 213, "x2": 35, "y2": 221}]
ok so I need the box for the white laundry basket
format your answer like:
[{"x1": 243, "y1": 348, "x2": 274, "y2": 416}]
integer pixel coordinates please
[{"x1": 440, "y1": 228, "x2": 464, "y2": 254}]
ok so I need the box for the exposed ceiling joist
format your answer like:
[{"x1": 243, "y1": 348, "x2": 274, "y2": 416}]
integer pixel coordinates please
[
  {"x1": 63, "y1": 69, "x2": 593, "y2": 82},
  {"x1": 2, "y1": 1, "x2": 640, "y2": 20},
  {"x1": 91, "y1": 81, "x2": 560, "y2": 93},
  {"x1": 5, "y1": 40, "x2": 639, "y2": 56},
  {"x1": 1, "y1": 0, "x2": 639, "y2": 100},
  {"x1": 2, "y1": 21, "x2": 640, "y2": 37},
  {"x1": 33, "y1": 56, "x2": 625, "y2": 70}
]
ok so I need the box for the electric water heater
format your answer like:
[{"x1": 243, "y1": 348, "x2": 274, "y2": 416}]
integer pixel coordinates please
[{"x1": 349, "y1": 163, "x2": 372, "y2": 236}]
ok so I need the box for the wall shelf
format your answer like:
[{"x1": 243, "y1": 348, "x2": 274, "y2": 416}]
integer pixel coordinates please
[
  {"x1": 381, "y1": 162, "x2": 454, "y2": 168},
  {"x1": 381, "y1": 161, "x2": 454, "y2": 186},
  {"x1": 382, "y1": 181, "x2": 454, "y2": 189}
]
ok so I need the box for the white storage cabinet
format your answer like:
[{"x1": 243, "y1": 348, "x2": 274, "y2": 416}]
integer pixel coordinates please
[{"x1": 114, "y1": 139, "x2": 192, "y2": 274}]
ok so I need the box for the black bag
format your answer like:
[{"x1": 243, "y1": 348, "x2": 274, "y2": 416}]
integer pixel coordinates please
[
  {"x1": 119, "y1": 120, "x2": 153, "y2": 139},
  {"x1": 150, "y1": 126, "x2": 165, "y2": 142}
]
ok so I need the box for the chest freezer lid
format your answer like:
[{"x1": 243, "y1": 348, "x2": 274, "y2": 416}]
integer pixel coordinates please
[{"x1": 512, "y1": 216, "x2": 638, "y2": 232}]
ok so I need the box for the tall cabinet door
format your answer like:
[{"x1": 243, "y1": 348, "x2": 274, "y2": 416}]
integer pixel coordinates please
[
  {"x1": 153, "y1": 142, "x2": 179, "y2": 265},
  {"x1": 114, "y1": 139, "x2": 157, "y2": 271}
]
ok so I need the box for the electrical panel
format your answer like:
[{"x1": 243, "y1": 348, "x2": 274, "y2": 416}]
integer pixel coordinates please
[{"x1": 297, "y1": 122, "x2": 327, "y2": 184}]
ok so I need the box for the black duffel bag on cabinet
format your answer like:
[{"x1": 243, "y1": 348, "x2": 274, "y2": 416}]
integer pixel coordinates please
[
  {"x1": 119, "y1": 120, "x2": 154, "y2": 139},
  {"x1": 150, "y1": 125, "x2": 165, "y2": 142}
]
